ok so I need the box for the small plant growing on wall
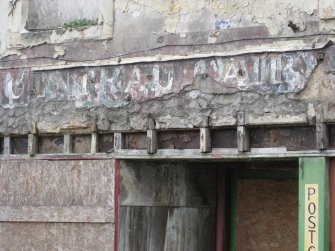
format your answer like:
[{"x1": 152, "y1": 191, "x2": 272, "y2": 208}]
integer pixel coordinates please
[{"x1": 63, "y1": 19, "x2": 98, "y2": 30}]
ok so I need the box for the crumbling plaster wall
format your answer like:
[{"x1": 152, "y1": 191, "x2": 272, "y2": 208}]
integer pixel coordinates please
[{"x1": 0, "y1": 0, "x2": 334, "y2": 134}]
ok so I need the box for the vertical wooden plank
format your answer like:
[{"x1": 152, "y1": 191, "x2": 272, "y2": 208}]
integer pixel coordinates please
[
  {"x1": 91, "y1": 133, "x2": 99, "y2": 154},
  {"x1": 316, "y1": 123, "x2": 329, "y2": 150},
  {"x1": 147, "y1": 130, "x2": 157, "y2": 154},
  {"x1": 3, "y1": 136, "x2": 11, "y2": 156},
  {"x1": 200, "y1": 128, "x2": 211, "y2": 153},
  {"x1": 230, "y1": 172, "x2": 237, "y2": 251},
  {"x1": 114, "y1": 159, "x2": 120, "y2": 251},
  {"x1": 216, "y1": 168, "x2": 225, "y2": 251},
  {"x1": 237, "y1": 126, "x2": 250, "y2": 152},
  {"x1": 28, "y1": 134, "x2": 38, "y2": 156},
  {"x1": 237, "y1": 111, "x2": 249, "y2": 152},
  {"x1": 330, "y1": 159, "x2": 335, "y2": 251},
  {"x1": 63, "y1": 134, "x2": 72, "y2": 153},
  {"x1": 114, "y1": 133, "x2": 123, "y2": 151},
  {"x1": 298, "y1": 157, "x2": 329, "y2": 251}
]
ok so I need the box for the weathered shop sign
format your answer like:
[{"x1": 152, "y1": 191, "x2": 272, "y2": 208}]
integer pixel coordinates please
[
  {"x1": 0, "y1": 51, "x2": 318, "y2": 108},
  {"x1": 305, "y1": 184, "x2": 318, "y2": 251}
]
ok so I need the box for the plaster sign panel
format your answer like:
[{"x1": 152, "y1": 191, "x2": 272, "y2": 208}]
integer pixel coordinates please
[
  {"x1": 27, "y1": 0, "x2": 99, "y2": 30},
  {"x1": 28, "y1": 51, "x2": 318, "y2": 109},
  {"x1": 320, "y1": 0, "x2": 335, "y2": 19}
]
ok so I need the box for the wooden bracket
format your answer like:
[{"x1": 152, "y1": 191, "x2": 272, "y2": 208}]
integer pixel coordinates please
[
  {"x1": 200, "y1": 128, "x2": 211, "y2": 153},
  {"x1": 148, "y1": 117, "x2": 155, "y2": 130},
  {"x1": 316, "y1": 123, "x2": 329, "y2": 150},
  {"x1": 91, "y1": 132, "x2": 99, "y2": 154},
  {"x1": 63, "y1": 134, "x2": 73, "y2": 154},
  {"x1": 147, "y1": 130, "x2": 158, "y2": 154},
  {"x1": 237, "y1": 112, "x2": 250, "y2": 152},
  {"x1": 3, "y1": 136, "x2": 11, "y2": 156},
  {"x1": 28, "y1": 134, "x2": 38, "y2": 156},
  {"x1": 114, "y1": 133, "x2": 123, "y2": 151},
  {"x1": 316, "y1": 107, "x2": 329, "y2": 150}
]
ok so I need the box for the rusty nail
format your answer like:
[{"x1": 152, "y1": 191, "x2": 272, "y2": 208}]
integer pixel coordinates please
[
  {"x1": 317, "y1": 52, "x2": 325, "y2": 61},
  {"x1": 201, "y1": 73, "x2": 208, "y2": 79},
  {"x1": 238, "y1": 69, "x2": 245, "y2": 76},
  {"x1": 288, "y1": 21, "x2": 299, "y2": 32},
  {"x1": 147, "y1": 74, "x2": 153, "y2": 80},
  {"x1": 157, "y1": 36, "x2": 164, "y2": 43},
  {"x1": 118, "y1": 57, "x2": 122, "y2": 63}
]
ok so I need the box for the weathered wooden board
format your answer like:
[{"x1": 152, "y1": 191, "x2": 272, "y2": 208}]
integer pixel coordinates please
[
  {"x1": 123, "y1": 132, "x2": 147, "y2": 150},
  {"x1": 250, "y1": 126, "x2": 316, "y2": 150},
  {"x1": 212, "y1": 129, "x2": 237, "y2": 148},
  {"x1": 0, "y1": 223, "x2": 114, "y2": 251},
  {"x1": 120, "y1": 161, "x2": 216, "y2": 207},
  {"x1": 72, "y1": 135, "x2": 91, "y2": 153},
  {"x1": 11, "y1": 136, "x2": 28, "y2": 154},
  {"x1": 0, "y1": 206, "x2": 113, "y2": 223},
  {"x1": 99, "y1": 134, "x2": 114, "y2": 153},
  {"x1": 158, "y1": 131, "x2": 200, "y2": 149},
  {"x1": 236, "y1": 179, "x2": 298, "y2": 251},
  {"x1": 0, "y1": 160, "x2": 114, "y2": 222},
  {"x1": 330, "y1": 126, "x2": 335, "y2": 149},
  {"x1": 118, "y1": 206, "x2": 216, "y2": 251},
  {"x1": 38, "y1": 136, "x2": 64, "y2": 153}
]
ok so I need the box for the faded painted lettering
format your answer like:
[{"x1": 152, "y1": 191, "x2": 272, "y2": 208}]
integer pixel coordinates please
[
  {"x1": 0, "y1": 52, "x2": 318, "y2": 108},
  {"x1": 305, "y1": 184, "x2": 318, "y2": 251}
]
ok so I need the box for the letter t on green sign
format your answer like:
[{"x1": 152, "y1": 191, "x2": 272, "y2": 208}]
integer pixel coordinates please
[{"x1": 299, "y1": 157, "x2": 329, "y2": 251}]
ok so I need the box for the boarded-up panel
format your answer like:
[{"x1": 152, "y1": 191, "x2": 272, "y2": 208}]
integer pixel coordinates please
[
  {"x1": 123, "y1": 133, "x2": 147, "y2": 149},
  {"x1": 0, "y1": 223, "x2": 114, "y2": 251},
  {"x1": 158, "y1": 131, "x2": 200, "y2": 149},
  {"x1": 38, "y1": 136, "x2": 64, "y2": 153},
  {"x1": 0, "y1": 160, "x2": 114, "y2": 207},
  {"x1": 330, "y1": 126, "x2": 335, "y2": 149},
  {"x1": 120, "y1": 161, "x2": 216, "y2": 207},
  {"x1": 212, "y1": 129, "x2": 237, "y2": 148},
  {"x1": 250, "y1": 127, "x2": 316, "y2": 150},
  {"x1": 118, "y1": 207, "x2": 216, "y2": 251},
  {"x1": 99, "y1": 134, "x2": 114, "y2": 153},
  {"x1": 0, "y1": 159, "x2": 115, "y2": 250},
  {"x1": 11, "y1": 136, "x2": 28, "y2": 154},
  {"x1": 72, "y1": 135, "x2": 91, "y2": 153},
  {"x1": 236, "y1": 179, "x2": 298, "y2": 251}
]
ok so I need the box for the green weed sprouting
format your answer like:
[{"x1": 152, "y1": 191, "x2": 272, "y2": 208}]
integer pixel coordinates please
[{"x1": 63, "y1": 19, "x2": 98, "y2": 29}]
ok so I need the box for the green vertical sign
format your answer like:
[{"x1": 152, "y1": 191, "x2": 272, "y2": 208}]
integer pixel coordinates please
[{"x1": 299, "y1": 157, "x2": 329, "y2": 251}]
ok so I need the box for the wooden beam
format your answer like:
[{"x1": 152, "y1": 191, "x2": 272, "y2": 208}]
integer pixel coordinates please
[
  {"x1": 237, "y1": 126, "x2": 250, "y2": 152},
  {"x1": 237, "y1": 112, "x2": 250, "y2": 152},
  {"x1": 200, "y1": 128, "x2": 211, "y2": 153},
  {"x1": 91, "y1": 133, "x2": 99, "y2": 154},
  {"x1": 3, "y1": 136, "x2": 11, "y2": 156},
  {"x1": 63, "y1": 134, "x2": 73, "y2": 154},
  {"x1": 298, "y1": 157, "x2": 329, "y2": 251},
  {"x1": 28, "y1": 134, "x2": 38, "y2": 156},
  {"x1": 147, "y1": 130, "x2": 158, "y2": 154},
  {"x1": 114, "y1": 133, "x2": 123, "y2": 151}
]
